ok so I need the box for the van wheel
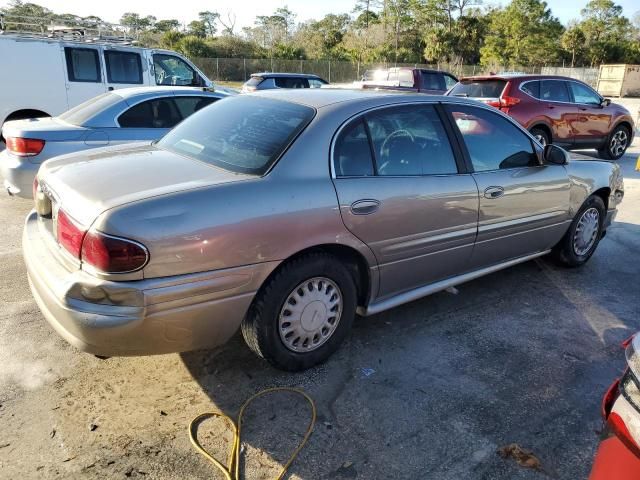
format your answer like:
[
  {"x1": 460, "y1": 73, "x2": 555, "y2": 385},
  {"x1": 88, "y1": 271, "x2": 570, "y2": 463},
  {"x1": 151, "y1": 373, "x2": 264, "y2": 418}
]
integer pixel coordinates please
[
  {"x1": 552, "y1": 195, "x2": 605, "y2": 267},
  {"x1": 598, "y1": 125, "x2": 630, "y2": 160},
  {"x1": 241, "y1": 252, "x2": 357, "y2": 371},
  {"x1": 530, "y1": 127, "x2": 550, "y2": 146}
]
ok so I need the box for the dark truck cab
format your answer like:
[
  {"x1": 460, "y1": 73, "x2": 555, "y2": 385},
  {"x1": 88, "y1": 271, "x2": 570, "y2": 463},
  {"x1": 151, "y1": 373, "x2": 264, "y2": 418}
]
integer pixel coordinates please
[{"x1": 361, "y1": 67, "x2": 458, "y2": 95}]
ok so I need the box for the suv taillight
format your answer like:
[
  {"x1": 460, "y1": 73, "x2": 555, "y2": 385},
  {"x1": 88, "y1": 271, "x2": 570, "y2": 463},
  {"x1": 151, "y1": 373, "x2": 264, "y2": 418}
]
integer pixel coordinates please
[
  {"x1": 57, "y1": 209, "x2": 85, "y2": 258},
  {"x1": 6, "y1": 137, "x2": 45, "y2": 156},
  {"x1": 81, "y1": 230, "x2": 148, "y2": 273}
]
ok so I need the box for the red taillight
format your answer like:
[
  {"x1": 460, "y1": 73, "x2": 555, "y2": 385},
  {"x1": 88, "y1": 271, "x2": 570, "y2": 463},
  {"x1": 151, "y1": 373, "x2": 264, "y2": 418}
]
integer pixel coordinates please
[
  {"x1": 500, "y1": 95, "x2": 520, "y2": 107},
  {"x1": 608, "y1": 412, "x2": 640, "y2": 458},
  {"x1": 6, "y1": 137, "x2": 45, "y2": 156},
  {"x1": 81, "y1": 230, "x2": 148, "y2": 273},
  {"x1": 57, "y1": 209, "x2": 86, "y2": 258}
]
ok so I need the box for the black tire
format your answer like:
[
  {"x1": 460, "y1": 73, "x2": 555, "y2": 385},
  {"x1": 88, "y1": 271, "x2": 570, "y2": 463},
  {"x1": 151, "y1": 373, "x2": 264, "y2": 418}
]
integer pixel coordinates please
[
  {"x1": 598, "y1": 124, "x2": 630, "y2": 160},
  {"x1": 530, "y1": 127, "x2": 550, "y2": 146},
  {"x1": 241, "y1": 252, "x2": 357, "y2": 371},
  {"x1": 552, "y1": 195, "x2": 606, "y2": 267}
]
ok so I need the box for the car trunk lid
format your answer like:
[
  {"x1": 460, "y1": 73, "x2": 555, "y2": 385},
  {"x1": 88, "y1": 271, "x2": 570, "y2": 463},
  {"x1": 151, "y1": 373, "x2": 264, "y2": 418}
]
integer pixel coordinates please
[{"x1": 2, "y1": 117, "x2": 87, "y2": 142}]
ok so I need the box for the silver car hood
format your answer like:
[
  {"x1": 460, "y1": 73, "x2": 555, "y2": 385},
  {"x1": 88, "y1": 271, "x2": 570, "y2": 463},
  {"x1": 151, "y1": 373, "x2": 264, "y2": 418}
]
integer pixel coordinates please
[
  {"x1": 2, "y1": 117, "x2": 87, "y2": 141},
  {"x1": 40, "y1": 143, "x2": 251, "y2": 227}
]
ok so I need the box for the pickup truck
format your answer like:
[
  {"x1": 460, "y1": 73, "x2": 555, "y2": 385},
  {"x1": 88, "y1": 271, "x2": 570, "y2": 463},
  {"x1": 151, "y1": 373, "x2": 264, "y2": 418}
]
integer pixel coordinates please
[{"x1": 361, "y1": 67, "x2": 458, "y2": 95}]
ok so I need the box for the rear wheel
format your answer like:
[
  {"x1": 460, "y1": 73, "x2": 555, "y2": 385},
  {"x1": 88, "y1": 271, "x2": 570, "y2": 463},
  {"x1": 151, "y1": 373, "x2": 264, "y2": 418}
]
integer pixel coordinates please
[
  {"x1": 241, "y1": 252, "x2": 357, "y2": 371},
  {"x1": 552, "y1": 195, "x2": 605, "y2": 267},
  {"x1": 598, "y1": 125, "x2": 630, "y2": 160},
  {"x1": 530, "y1": 127, "x2": 550, "y2": 146}
]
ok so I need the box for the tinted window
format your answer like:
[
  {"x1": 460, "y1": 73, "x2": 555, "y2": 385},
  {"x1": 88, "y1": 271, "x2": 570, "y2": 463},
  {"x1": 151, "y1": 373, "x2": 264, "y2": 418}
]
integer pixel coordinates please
[
  {"x1": 569, "y1": 82, "x2": 601, "y2": 105},
  {"x1": 521, "y1": 80, "x2": 540, "y2": 98},
  {"x1": 118, "y1": 98, "x2": 182, "y2": 128},
  {"x1": 422, "y1": 73, "x2": 443, "y2": 90},
  {"x1": 449, "y1": 80, "x2": 506, "y2": 98},
  {"x1": 334, "y1": 120, "x2": 374, "y2": 177},
  {"x1": 153, "y1": 54, "x2": 196, "y2": 86},
  {"x1": 104, "y1": 51, "x2": 143, "y2": 84},
  {"x1": 157, "y1": 96, "x2": 314, "y2": 175},
  {"x1": 64, "y1": 48, "x2": 101, "y2": 83},
  {"x1": 58, "y1": 92, "x2": 121, "y2": 126},
  {"x1": 274, "y1": 77, "x2": 308, "y2": 89},
  {"x1": 173, "y1": 96, "x2": 218, "y2": 118},
  {"x1": 448, "y1": 105, "x2": 537, "y2": 171},
  {"x1": 540, "y1": 80, "x2": 570, "y2": 102},
  {"x1": 366, "y1": 105, "x2": 457, "y2": 176}
]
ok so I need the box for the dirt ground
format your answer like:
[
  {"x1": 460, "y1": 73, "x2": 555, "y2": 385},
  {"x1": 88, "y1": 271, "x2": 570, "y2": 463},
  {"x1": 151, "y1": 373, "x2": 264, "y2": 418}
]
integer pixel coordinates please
[{"x1": 1, "y1": 141, "x2": 639, "y2": 479}]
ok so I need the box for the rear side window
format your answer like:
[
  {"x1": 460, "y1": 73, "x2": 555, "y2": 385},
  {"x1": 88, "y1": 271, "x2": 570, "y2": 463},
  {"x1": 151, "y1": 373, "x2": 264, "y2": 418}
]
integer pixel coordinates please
[
  {"x1": 58, "y1": 92, "x2": 121, "y2": 126},
  {"x1": 104, "y1": 51, "x2": 143, "y2": 84},
  {"x1": 421, "y1": 73, "x2": 442, "y2": 91},
  {"x1": 245, "y1": 76, "x2": 263, "y2": 87},
  {"x1": 334, "y1": 120, "x2": 374, "y2": 177},
  {"x1": 449, "y1": 80, "x2": 507, "y2": 98},
  {"x1": 448, "y1": 104, "x2": 537, "y2": 171},
  {"x1": 540, "y1": 80, "x2": 570, "y2": 102},
  {"x1": 521, "y1": 80, "x2": 540, "y2": 98},
  {"x1": 65, "y1": 47, "x2": 101, "y2": 83},
  {"x1": 275, "y1": 77, "x2": 309, "y2": 89},
  {"x1": 157, "y1": 96, "x2": 315, "y2": 175},
  {"x1": 118, "y1": 98, "x2": 182, "y2": 128}
]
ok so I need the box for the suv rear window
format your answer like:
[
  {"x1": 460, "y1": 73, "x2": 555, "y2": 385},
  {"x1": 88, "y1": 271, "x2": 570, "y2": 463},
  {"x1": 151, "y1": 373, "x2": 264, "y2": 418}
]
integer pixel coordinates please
[
  {"x1": 157, "y1": 96, "x2": 315, "y2": 175},
  {"x1": 449, "y1": 80, "x2": 507, "y2": 98}
]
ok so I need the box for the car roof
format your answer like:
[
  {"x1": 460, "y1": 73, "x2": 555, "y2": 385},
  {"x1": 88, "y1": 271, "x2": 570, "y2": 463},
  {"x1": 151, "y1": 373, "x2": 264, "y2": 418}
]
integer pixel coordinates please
[
  {"x1": 251, "y1": 72, "x2": 324, "y2": 79},
  {"x1": 460, "y1": 74, "x2": 585, "y2": 83},
  {"x1": 249, "y1": 88, "x2": 476, "y2": 109},
  {"x1": 111, "y1": 86, "x2": 226, "y2": 99}
]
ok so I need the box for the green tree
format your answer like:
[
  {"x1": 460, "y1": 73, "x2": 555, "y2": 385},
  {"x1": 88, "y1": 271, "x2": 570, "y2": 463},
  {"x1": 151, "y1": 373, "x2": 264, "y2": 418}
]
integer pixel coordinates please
[
  {"x1": 154, "y1": 19, "x2": 180, "y2": 33},
  {"x1": 198, "y1": 11, "x2": 219, "y2": 37},
  {"x1": 561, "y1": 25, "x2": 586, "y2": 66},
  {"x1": 120, "y1": 12, "x2": 156, "y2": 33},
  {"x1": 579, "y1": 0, "x2": 634, "y2": 65},
  {"x1": 187, "y1": 20, "x2": 207, "y2": 38}
]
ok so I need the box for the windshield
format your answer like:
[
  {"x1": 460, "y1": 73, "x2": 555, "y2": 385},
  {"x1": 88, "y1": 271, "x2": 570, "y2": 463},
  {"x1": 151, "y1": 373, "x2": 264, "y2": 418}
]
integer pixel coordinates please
[
  {"x1": 157, "y1": 96, "x2": 315, "y2": 175},
  {"x1": 58, "y1": 92, "x2": 121, "y2": 126},
  {"x1": 449, "y1": 80, "x2": 507, "y2": 98}
]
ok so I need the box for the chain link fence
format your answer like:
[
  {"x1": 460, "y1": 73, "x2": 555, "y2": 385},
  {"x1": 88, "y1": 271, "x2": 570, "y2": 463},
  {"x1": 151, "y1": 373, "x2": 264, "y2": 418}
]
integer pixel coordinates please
[{"x1": 193, "y1": 57, "x2": 599, "y2": 87}]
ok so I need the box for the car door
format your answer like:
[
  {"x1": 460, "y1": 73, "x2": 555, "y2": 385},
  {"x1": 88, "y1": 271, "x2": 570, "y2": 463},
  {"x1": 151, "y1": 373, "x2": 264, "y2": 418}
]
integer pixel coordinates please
[
  {"x1": 62, "y1": 46, "x2": 107, "y2": 109},
  {"x1": 332, "y1": 103, "x2": 479, "y2": 299},
  {"x1": 445, "y1": 103, "x2": 571, "y2": 269},
  {"x1": 113, "y1": 97, "x2": 183, "y2": 144},
  {"x1": 102, "y1": 49, "x2": 145, "y2": 92},
  {"x1": 567, "y1": 80, "x2": 611, "y2": 148},
  {"x1": 538, "y1": 79, "x2": 575, "y2": 147}
]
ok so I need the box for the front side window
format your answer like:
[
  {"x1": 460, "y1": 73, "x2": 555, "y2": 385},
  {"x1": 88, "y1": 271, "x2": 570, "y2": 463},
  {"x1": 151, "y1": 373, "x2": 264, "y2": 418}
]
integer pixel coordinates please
[
  {"x1": 153, "y1": 54, "x2": 197, "y2": 86},
  {"x1": 118, "y1": 98, "x2": 182, "y2": 128},
  {"x1": 366, "y1": 105, "x2": 457, "y2": 176},
  {"x1": 334, "y1": 120, "x2": 374, "y2": 177},
  {"x1": 443, "y1": 75, "x2": 458, "y2": 90},
  {"x1": 540, "y1": 80, "x2": 570, "y2": 103},
  {"x1": 157, "y1": 96, "x2": 315, "y2": 175},
  {"x1": 65, "y1": 47, "x2": 101, "y2": 83},
  {"x1": 422, "y1": 73, "x2": 442, "y2": 91},
  {"x1": 308, "y1": 78, "x2": 326, "y2": 88},
  {"x1": 104, "y1": 50, "x2": 143, "y2": 84},
  {"x1": 173, "y1": 96, "x2": 218, "y2": 118},
  {"x1": 448, "y1": 105, "x2": 537, "y2": 172},
  {"x1": 569, "y1": 82, "x2": 601, "y2": 105}
]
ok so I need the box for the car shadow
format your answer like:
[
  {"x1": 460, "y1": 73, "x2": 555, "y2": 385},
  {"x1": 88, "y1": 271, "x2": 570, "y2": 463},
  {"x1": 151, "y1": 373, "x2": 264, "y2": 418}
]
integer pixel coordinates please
[{"x1": 180, "y1": 222, "x2": 640, "y2": 479}]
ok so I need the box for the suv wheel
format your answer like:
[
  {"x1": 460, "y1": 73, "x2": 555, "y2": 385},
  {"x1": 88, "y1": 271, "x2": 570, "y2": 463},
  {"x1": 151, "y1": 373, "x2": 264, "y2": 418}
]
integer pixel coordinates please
[
  {"x1": 552, "y1": 195, "x2": 605, "y2": 267},
  {"x1": 598, "y1": 125, "x2": 630, "y2": 160},
  {"x1": 530, "y1": 127, "x2": 550, "y2": 146},
  {"x1": 241, "y1": 252, "x2": 357, "y2": 371}
]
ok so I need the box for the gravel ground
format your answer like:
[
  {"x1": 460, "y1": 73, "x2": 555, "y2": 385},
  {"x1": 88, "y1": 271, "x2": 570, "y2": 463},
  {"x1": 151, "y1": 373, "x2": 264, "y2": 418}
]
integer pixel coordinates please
[{"x1": 0, "y1": 142, "x2": 639, "y2": 480}]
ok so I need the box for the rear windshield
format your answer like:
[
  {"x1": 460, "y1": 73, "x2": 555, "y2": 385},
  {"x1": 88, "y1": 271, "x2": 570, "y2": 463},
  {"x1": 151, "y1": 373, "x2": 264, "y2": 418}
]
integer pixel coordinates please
[
  {"x1": 449, "y1": 80, "x2": 507, "y2": 98},
  {"x1": 58, "y1": 92, "x2": 122, "y2": 126},
  {"x1": 157, "y1": 96, "x2": 315, "y2": 175},
  {"x1": 245, "y1": 76, "x2": 263, "y2": 87}
]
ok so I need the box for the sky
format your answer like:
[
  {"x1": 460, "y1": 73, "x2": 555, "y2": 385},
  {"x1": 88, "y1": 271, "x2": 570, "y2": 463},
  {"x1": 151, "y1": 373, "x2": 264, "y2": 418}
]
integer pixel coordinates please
[{"x1": 2, "y1": 0, "x2": 638, "y2": 29}]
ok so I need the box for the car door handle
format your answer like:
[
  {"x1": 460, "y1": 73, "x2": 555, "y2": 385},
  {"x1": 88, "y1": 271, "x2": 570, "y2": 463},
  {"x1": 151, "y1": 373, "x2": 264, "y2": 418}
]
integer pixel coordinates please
[
  {"x1": 350, "y1": 199, "x2": 380, "y2": 215},
  {"x1": 484, "y1": 186, "x2": 504, "y2": 199}
]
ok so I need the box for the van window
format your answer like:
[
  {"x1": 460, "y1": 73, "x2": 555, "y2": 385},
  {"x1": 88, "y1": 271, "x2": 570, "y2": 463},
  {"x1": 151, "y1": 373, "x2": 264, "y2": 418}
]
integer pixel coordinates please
[
  {"x1": 153, "y1": 54, "x2": 197, "y2": 86},
  {"x1": 64, "y1": 48, "x2": 101, "y2": 83},
  {"x1": 104, "y1": 51, "x2": 143, "y2": 84}
]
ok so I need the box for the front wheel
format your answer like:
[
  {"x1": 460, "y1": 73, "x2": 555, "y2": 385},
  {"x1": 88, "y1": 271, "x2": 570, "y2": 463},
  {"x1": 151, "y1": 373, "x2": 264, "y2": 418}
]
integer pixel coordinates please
[
  {"x1": 552, "y1": 195, "x2": 605, "y2": 267},
  {"x1": 241, "y1": 252, "x2": 357, "y2": 371},
  {"x1": 598, "y1": 125, "x2": 630, "y2": 160},
  {"x1": 530, "y1": 127, "x2": 550, "y2": 146}
]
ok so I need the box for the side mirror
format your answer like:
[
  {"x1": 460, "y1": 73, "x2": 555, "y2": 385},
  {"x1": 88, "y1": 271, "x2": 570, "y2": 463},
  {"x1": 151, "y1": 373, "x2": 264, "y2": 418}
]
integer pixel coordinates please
[
  {"x1": 601, "y1": 98, "x2": 611, "y2": 108},
  {"x1": 543, "y1": 144, "x2": 569, "y2": 165}
]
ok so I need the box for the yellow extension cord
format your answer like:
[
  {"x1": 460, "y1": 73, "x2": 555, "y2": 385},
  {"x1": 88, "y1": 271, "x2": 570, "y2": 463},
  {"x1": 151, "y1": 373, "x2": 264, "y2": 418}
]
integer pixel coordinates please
[{"x1": 189, "y1": 387, "x2": 317, "y2": 480}]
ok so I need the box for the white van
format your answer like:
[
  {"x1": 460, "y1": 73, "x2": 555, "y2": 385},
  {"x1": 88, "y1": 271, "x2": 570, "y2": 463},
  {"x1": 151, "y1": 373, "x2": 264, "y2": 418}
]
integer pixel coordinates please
[{"x1": 0, "y1": 34, "x2": 214, "y2": 135}]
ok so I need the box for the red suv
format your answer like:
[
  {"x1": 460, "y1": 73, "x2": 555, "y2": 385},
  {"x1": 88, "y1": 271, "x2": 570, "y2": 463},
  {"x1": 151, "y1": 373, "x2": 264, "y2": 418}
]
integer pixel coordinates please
[{"x1": 447, "y1": 75, "x2": 635, "y2": 160}]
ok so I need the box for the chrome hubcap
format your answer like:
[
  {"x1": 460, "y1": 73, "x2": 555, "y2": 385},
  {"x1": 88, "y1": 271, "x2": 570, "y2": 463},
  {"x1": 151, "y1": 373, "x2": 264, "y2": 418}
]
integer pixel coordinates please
[
  {"x1": 609, "y1": 130, "x2": 628, "y2": 157},
  {"x1": 278, "y1": 277, "x2": 343, "y2": 353},
  {"x1": 573, "y1": 207, "x2": 600, "y2": 256}
]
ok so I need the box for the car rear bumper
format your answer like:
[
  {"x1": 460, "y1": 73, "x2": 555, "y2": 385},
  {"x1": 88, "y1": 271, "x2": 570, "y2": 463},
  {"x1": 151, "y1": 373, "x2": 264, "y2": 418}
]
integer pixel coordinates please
[
  {"x1": 23, "y1": 210, "x2": 278, "y2": 356},
  {"x1": 0, "y1": 150, "x2": 38, "y2": 198}
]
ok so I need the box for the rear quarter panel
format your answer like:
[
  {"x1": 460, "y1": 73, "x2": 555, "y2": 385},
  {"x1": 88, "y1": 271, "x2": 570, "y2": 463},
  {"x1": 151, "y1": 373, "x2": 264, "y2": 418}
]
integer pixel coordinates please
[{"x1": 564, "y1": 157, "x2": 623, "y2": 213}]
